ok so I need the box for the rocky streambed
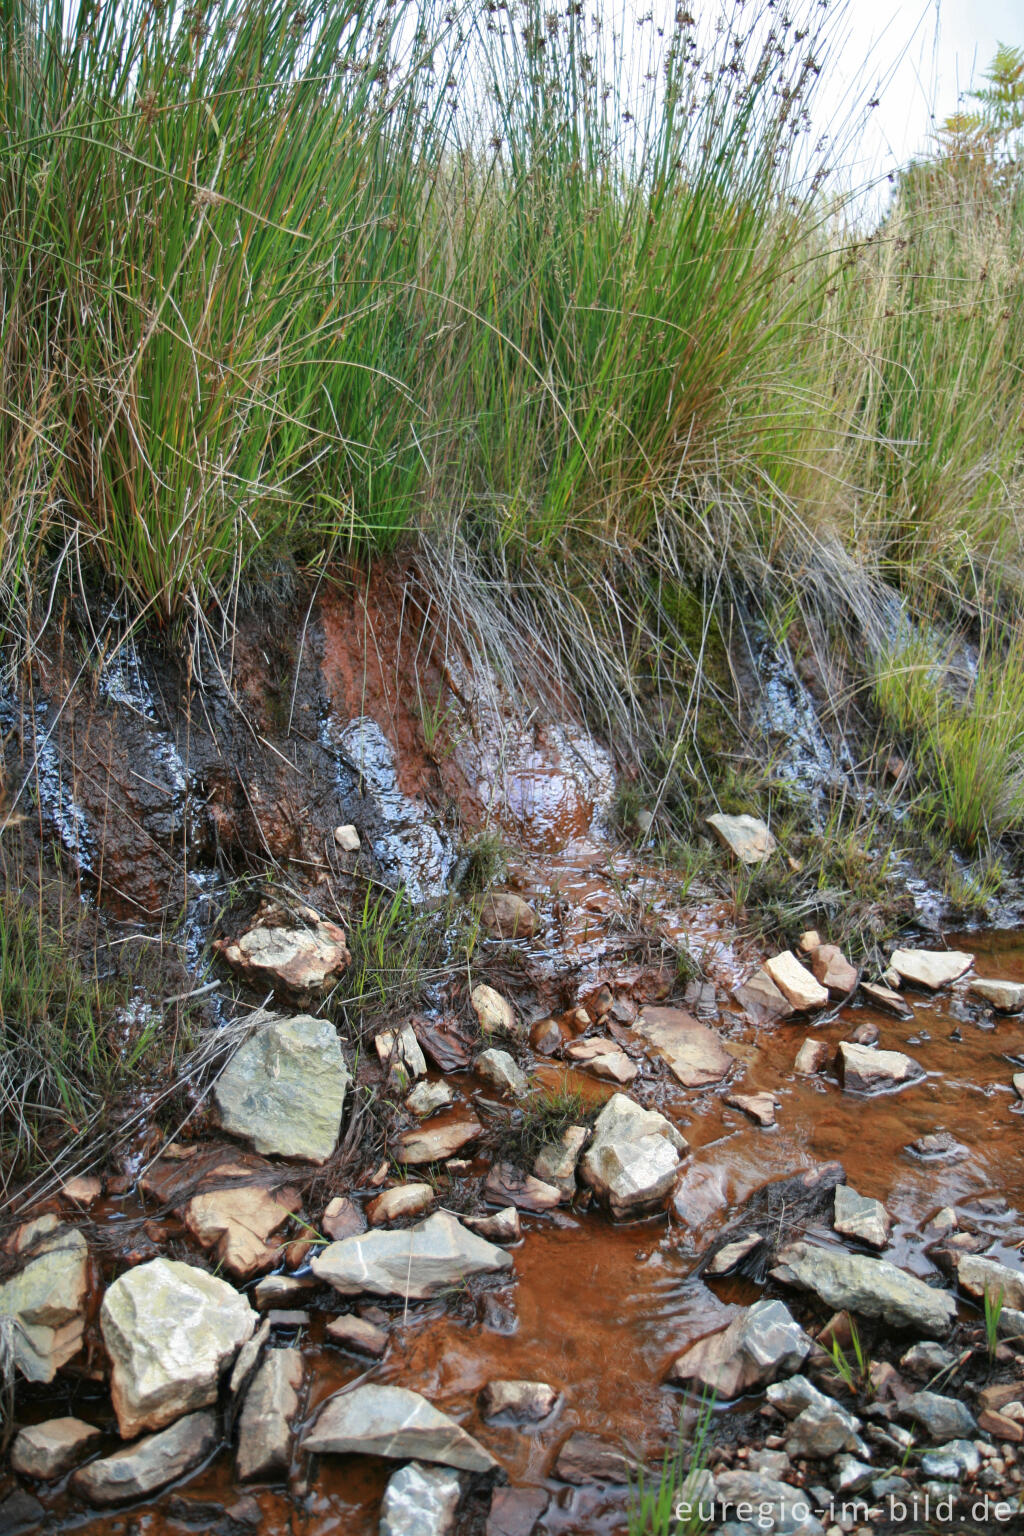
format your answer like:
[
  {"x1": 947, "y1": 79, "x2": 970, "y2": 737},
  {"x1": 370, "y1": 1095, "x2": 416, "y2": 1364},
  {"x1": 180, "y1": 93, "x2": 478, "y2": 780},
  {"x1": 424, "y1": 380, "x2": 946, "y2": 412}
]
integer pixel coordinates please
[{"x1": 4, "y1": 922, "x2": 1024, "y2": 1536}]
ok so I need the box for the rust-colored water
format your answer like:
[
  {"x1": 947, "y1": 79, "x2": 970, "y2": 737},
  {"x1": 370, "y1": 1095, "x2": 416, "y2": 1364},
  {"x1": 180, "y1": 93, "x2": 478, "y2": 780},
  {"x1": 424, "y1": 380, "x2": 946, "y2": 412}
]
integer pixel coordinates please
[{"x1": 13, "y1": 940, "x2": 1024, "y2": 1535}]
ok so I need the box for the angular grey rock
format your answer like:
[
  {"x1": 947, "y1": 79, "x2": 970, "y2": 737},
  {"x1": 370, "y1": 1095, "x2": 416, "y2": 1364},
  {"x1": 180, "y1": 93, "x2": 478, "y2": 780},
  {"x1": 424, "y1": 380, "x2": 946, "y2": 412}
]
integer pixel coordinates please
[
  {"x1": 475, "y1": 1048, "x2": 530, "y2": 1097},
  {"x1": 834, "y1": 1186, "x2": 892, "y2": 1249},
  {"x1": 69, "y1": 1412, "x2": 217, "y2": 1506},
  {"x1": 970, "y1": 977, "x2": 1024, "y2": 1012},
  {"x1": 771, "y1": 1241, "x2": 956, "y2": 1334},
  {"x1": 380, "y1": 1461, "x2": 462, "y2": 1536},
  {"x1": 734, "y1": 969, "x2": 795, "y2": 1025},
  {"x1": 406, "y1": 1080, "x2": 455, "y2": 1117},
  {"x1": 533, "y1": 1126, "x2": 588, "y2": 1198},
  {"x1": 236, "y1": 1348, "x2": 303, "y2": 1482},
  {"x1": 714, "y1": 1470, "x2": 825, "y2": 1535},
  {"x1": 376, "y1": 1024, "x2": 428, "y2": 1086},
  {"x1": 669, "y1": 1299, "x2": 812, "y2": 1399},
  {"x1": 11, "y1": 1418, "x2": 102, "y2": 1480},
  {"x1": 214, "y1": 1014, "x2": 350, "y2": 1164},
  {"x1": 101, "y1": 1256, "x2": 257, "y2": 1437},
  {"x1": 462, "y1": 1207, "x2": 521, "y2": 1244},
  {"x1": 785, "y1": 1402, "x2": 863, "y2": 1458},
  {"x1": 229, "y1": 1317, "x2": 271, "y2": 1398},
  {"x1": 707, "y1": 813, "x2": 777, "y2": 864},
  {"x1": 303, "y1": 1383, "x2": 498, "y2": 1472},
  {"x1": 579, "y1": 1092, "x2": 688, "y2": 1219},
  {"x1": 479, "y1": 1380, "x2": 559, "y2": 1423},
  {"x1": 859, "y1": 981, "x2": 914, "y2": 1019},
  {"x1": 554, "y1": 1431, "x2": 641, "y2": 1484},
  {"x1": 484, "y1": 1162, "x2": 563, "y2": 1213},
  {"x1": 921, "y1": 1439, "x2": 980, "y2": 1478},
  {"x1": 634, "y1": 1007, "x2": 732, "y2": 1087},
  {"x1": 899, "y1": 1391, "x2": 978, "y2": 1442},
  {"x1": 486, "y1": 1486, "x2": 550, "y2": 1536},
  {"x1": 955, "y1": 1253, "x2": 1024, "y2": 1312},
  {"x1": 889, "y1": 948, "x2": 973, "y2": 989},
  {"x1": 766, "y1": 1375, "x2": 834, "y2": 1420},
  {"x1": 837, "y1": 1040, "x2": 923, "y2": 1094},
  {"x1": 706, "y1": 1232, "x2": 763, "y2": 1277},
  {"x1": 764, "y1": 952, "x2": 829, "y2": 1011},
  {"x1": 326, "y1": 1314, "x2": 388, "y2": 1356},
  {"x1": 899, "y1": 1341, "x2": 957, "y2": 1379},
  {"x1": 0, "y1": 1224, "x2": 89, "y2": 1383},
  {"x1": 833, "y1": 1454, "x2": 874, "y2": 1493},
  {"x1": 311, "y1": 1211, "x2": 512, "y2": 1300}
]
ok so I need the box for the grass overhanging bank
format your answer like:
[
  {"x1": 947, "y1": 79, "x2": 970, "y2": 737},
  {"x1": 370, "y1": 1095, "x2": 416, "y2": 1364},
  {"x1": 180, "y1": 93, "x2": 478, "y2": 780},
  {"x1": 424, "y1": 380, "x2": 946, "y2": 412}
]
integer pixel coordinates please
[{"x1": 1, "y1": 0, "x2": 1024, "y2": 870}]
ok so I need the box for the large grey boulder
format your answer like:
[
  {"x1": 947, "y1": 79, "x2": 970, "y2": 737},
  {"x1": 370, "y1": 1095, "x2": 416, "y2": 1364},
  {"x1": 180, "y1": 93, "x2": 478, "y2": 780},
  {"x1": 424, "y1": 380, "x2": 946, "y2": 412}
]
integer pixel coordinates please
[
  {"x1": 311, "y1": 1211, "x2": 512, "y2": 1300},
  {"x1": 579, "y1": 1092, "x2": 688, "y2": 1218},
  {"x1": 0, "y1": 1225, "x2": 89, "y2": 1382},
  {"x1": 772, "y1": 1241, "x2": 956, "y2": 1335},
  {"x1": 101, "y1": 1257, "x2": 257, "y2": 1437},
  {"x1": 634, "y1": 1008, "x2": 732, "y2": 1087},
  {"x1": 303, "y1": 1383, "x2": 498, "y2": 1472},
  {"x1": 214, "y1": 1013, "x2": 349, "y2": 1164},
  {"x1": 69, "y1": 1412, "x2": 217, "y2": 1506},
  {"x1": 236, "y1": 1348, "x2": 304, "y2": 1482},
  {"x1": 380, "y1": 1461, "x2": 462, "y2": 1536},
  {"x1": 669, "y1": 1299, "x2": 812, "y2": 1399}
]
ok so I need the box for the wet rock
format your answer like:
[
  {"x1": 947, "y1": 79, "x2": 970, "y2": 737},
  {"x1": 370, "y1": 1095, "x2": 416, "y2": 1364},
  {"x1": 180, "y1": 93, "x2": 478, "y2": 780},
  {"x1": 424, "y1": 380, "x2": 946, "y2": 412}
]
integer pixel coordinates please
[
  {"x1": 836, "y1": 1040, "x2": 923, "y2": 1094},
  {"x1": 899, "y1": 1340, "x2": 957, "y2": 1379},
  {"x1": 859, "y1": 981, "x2": 913, "y2": 1019},
  {"x1": 848, "y1": 1020, "x2": 879, "y2": 1046},
  {"x1": 889, "y1": 948, "x2": 973, "y2": 990},
  {"x1": 706, "y1": 1232, "x2": 763, "y2": 1277},
  {"x1": 398, "y1": 1113, "x2": 483, "y2": 1164},
  {"x1": 471, "y1": 984, "x2": 516, "y2": 1035},
  {"x1": 311, "y1": 1211, "x2": 513, "y2": 1300},
  {"x1": 480, "y1": 892, "x2": 538, "y2": 939},
  {"x1": 530, "y1": 1017, "x2": 563, "y2": 1055},
  {"x1": 734, "y1": 969, "x2": 795, "y2": 1025},
  {"x1": 794, "y1": 1039, "x2": 830, "y2": 1075},
  {"x1": 970, "y1": 978, "x2": 1024, "y2": 1013},
  {"x1": 380, "y1": 1460, "x2": 462, "y2": 1536},
  {"x1": 899, "y1": 1391, "x2": 978, "y2": 1442},
  {"x1": 333, "y1": 823, "x2": 361, "y2": 851},
  {"x1": 215, "y1": 915, "x2": 350, "y2": 997},
  {"x1": 766, "y1": 1375, "x2": 834, "y2": 1420},
  {"x1": 771, "y1": 1242, "x2": 956, "y2": 1334},
  {"x1": 70, "y1": 1412, "x2": 218, "y2": 1506},
  {"x1": 183, "y1": 1178, "x2": 302, "y2": 1279},
  {"x1": 1014, "y1": 1072, "x2": 1024, "y2": 1100},
  {"x1": 214, "y1": 1014, "x2": 350, "y2": 1164},
  {"x1": 764, "y1": 951, "x2": 829, "y2": 1012},
  {"x1": 726, "y1": 1091, "x2": 777, "y2": 1127},
  {"x1": 707, "y1": 812, "x2": 777, "y2": 865},
  {"x1": 236, "y1": 1348, "x2": 303, "y2": 1482},
  {"x1": 634, "y1": 1007, "x2": 732, "y2": 1087},
  {"x1": 321, "y1": 1196, "x2": 366, "y2": 1242},
  {"x1": 0, "y1": 1223, "x2": 89, "y2": 1382},
  {"x1": 417, "y1": 1018, "x2": 474, "y2": 1071},
  {"x1": 480, "y1": 1380, "x2": 559, "y2": 1423},
  {"x1": 61, "y1": 1175, "x2": 103, "y2": 1204},
  {"x1": 484, "y1": 1162, "x2": 563, "y2": 1212},
  {"x1": 533, "y1": 1126, "x2": 588, "y2": 1199},
  {"x1": 326, "y1": 1314, "x2": 388, "y2": 1356},
  {"x1": 786, "y1": 1402, "x2": 863, "y2": 1458},
  {"x1": 406, "y1": 1080, "x2": 455, "y2": 1117},
  {"x1": 833, "y1": 1186, "x2": 891, "y2": 1249},
  {"x1": 475, "y1": 1048, "x2": 530, "y2": 1097},
  {"x1": 554, "y1": 1431, "x2": 640, "y2": 1484},
  {"x1": 101, "y1": 1256, "x2": 256, "y2": 1437},
  {"x1": 669, "y1": 1298, "x2": 812, "y2": 1399},
  {"x1": 463, "y1": 1208, "x2": 521, "y2": 1244},
  {"x1": 910, "y1": 1130, "x2": 967, "y2": 1160},
  {"x1": 304, "y1": 1383, "x2": 498, "y2": 1472},
  {"x1": 228, "y1": 1317, "x2": 271, "y2": 1402},
  {"x1": 486, "y1": 1486, "x2": 550, "y2": 1536},
  {"x1": 811, "y1": 945, "x2": 858, "y2": 997},
  {"x1": 376, "y1": 1024, "x2": 428, "y2": 1086},
  {"x1": 0, "y1": 1491, "x2": 45, "y2": 1531},
  {"x1": 955, "y1": 1253, "x2": 1024, "y2": 1311},
  {"x1": 579, "y1": 1091, "x2": 688, "y2": 1219},
  {"x1": 921, "y1": 1439, "x2": 980, "y2": 1479},
  {"x1": 367, "y1": 1184, "x2": 435, "y2": 1225},
  {"x1": 11, "y1": 1417, "x2": 103, "y2": 1480},
  {"x1": 480, "y1": 1291, "x2": 518, "y2": 1334},
  {"x1": 714, "y1": 1470, "x2": 825, "y2": 1535},
  {"x1": 565, "y1": 1036, "x2": 638, "y2": 1084}
]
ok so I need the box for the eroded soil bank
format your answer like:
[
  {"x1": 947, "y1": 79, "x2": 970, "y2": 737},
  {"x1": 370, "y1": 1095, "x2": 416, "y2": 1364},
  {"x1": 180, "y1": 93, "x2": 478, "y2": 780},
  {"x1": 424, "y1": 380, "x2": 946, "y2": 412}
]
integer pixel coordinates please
[{"x1": 2, "y1": 567, "x2": 1024, "y2": 1536}]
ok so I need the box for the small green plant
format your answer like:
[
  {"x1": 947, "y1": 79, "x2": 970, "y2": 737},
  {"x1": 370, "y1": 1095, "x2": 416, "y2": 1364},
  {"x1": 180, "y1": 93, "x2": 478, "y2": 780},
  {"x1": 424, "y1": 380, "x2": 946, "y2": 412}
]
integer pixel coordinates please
[
  {"x1": 494, "y1": 1077, "x2": 593, "y2": 1170},
  {"x1": 830, "y1": 1317, "x2": 872, "y2": 1398},
  {"x1": 629, "y1": 1397, "x2": 715, "y2": 1535},
  {"x1": 984, "y1": 1284, "x2": 1005, "y2": 1361}
]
